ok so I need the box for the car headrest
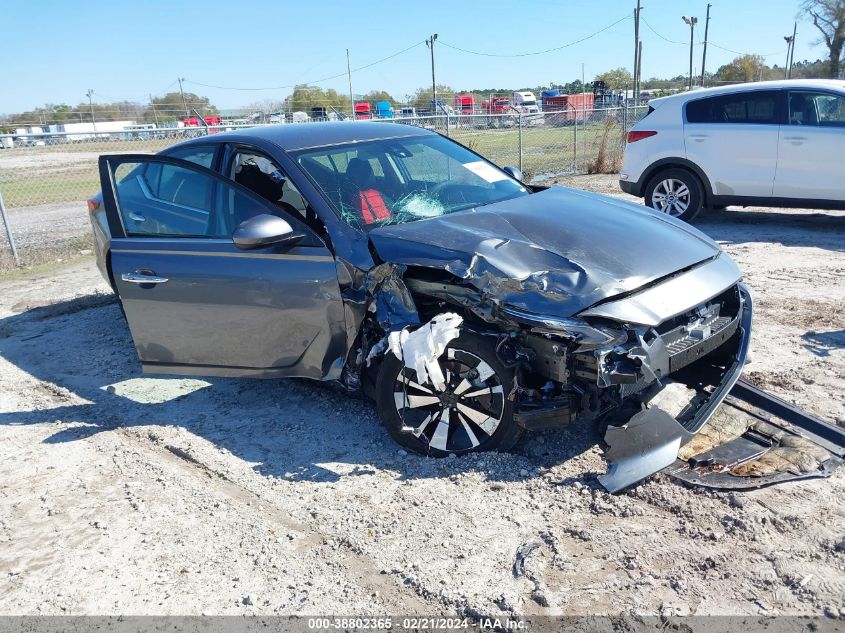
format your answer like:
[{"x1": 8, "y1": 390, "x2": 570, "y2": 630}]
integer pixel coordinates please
[
  {"x1": 236, "y1": 163, "x2": 284, "y2": 202},
  {"x1": 345, "y1": 157, "x2": 374, "y2": 183}
]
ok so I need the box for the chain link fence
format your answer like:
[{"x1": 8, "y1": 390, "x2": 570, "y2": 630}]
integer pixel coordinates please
[{"x1": 0, "y1": 105, "x2": 649, "y2": 270}]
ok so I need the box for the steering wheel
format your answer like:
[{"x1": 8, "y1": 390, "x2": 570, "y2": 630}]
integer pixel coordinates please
[{"x1": 427, "y1": 181, "x2": 461, "y2": 201}]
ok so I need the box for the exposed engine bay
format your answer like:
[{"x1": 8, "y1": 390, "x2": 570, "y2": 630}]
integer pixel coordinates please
[{"x1": 353, "y1": 214, "x2": 843, "y2": 492}]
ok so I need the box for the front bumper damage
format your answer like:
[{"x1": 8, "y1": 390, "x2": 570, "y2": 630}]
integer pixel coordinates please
[
  {"x1": 598, "y1": 285, "x2": 845, "y2": 492},
  {"x1": 358, "y1": 254, "x2": 843, "y2": 495},
  {"x1": 664, "y1": 380, "x2": 845, "y2": 490},
  {"x1": 598, "y1": 284, "x2": 753, "y2": 492}
]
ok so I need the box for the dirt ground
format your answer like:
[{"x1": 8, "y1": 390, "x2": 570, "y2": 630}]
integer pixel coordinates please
[{"x1": 1, "y1": 174, "x2": 844, "y2": 618}]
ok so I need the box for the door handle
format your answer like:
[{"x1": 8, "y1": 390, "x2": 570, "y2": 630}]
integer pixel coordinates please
[
  {"x1": 687, "y1": 134, "x2": 708, "y2": 141},
  {"x1": 121, "y1": 272, "x2": 168, "y2": 284},
  {"x1": 127, "y1": 211, "x2": 146, "y2": 223},
  {"x1": 783, "y1": 136, "x2": 807, "y2": 143}
]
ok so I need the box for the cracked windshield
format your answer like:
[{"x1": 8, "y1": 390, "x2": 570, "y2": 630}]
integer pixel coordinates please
[{"x1": 295, "y1": 134, "x2": 529, "y2": 230}]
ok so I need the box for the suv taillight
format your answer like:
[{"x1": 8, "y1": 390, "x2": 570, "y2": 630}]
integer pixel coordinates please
[{"x1": 627, "y1": 130, "x2": 658, "y2": 143}]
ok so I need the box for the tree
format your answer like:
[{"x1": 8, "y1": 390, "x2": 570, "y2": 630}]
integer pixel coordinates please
[
  {"x1": 283, "y1": 85, "x2": 349, "y2": 114},
  {"x1": 145, "y1": 92, "x2": 217, "y2": 122},
  {"x1": 715, "y1": 54, "x2": 767, "y2": 82},
  {"x1": 363, "y1": 90, "x2": 396, "y2": 105},
  {"x1": 789, "y1": 57, "x2": 830, "y2": 78},
  {"x1": 594, "y1": 68, "x2": 633, "y2": 89},
  {"x1": 803, "y1": 0, "x2": 845, "y2": 78},
  {"x1": 409, "y1": 84, "x2": 456, "y2": 109}
]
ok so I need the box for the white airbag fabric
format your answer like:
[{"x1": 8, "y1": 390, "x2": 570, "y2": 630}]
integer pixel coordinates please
[{"x1": 388, "y1": 313, "x2": 463, "y2": 390}]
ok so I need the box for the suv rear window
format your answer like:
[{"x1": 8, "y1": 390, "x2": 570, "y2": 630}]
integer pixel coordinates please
[{"x1": 686, "y1": 90, "x2": 780, "y2": 125}]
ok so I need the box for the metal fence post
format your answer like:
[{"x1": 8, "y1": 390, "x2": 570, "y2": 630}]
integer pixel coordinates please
[
  {"x1": 572, "y1": 112, "x2": 578, "y2": 173},
  {"x1": 0, "y1": 189, "x2": 21, "y2": 267},
  {"x1": 518, "y1": 112, "x2": 523, "y2": 172}
]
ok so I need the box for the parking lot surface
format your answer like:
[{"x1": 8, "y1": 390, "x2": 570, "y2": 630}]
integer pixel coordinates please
[{"x1": 1, "y1": 175, "x2": 843, "y2": 616}]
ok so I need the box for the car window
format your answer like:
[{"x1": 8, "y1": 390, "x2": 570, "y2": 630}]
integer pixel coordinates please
[
  {"x1": 294, "y1": 134, "x2": 529, "y2": 231},
  {"x1": 788, "y1": 91, "x2": 845, "y2": 126},
  {"x1": 165, "y1": 145, "x2": 216, "y2": 169},
  {"x1": 686, "y1": 91, "x2": 780, "y2": 124},
  {"x1": 110, "y1": 159, "x2": 276, "y2": 239},
  {"x1": 229, "y1": 149, "x2": 315, "y2": 226}
]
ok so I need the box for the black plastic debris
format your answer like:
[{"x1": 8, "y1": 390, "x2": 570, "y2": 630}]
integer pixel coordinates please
[{"x1": 513, "y1": 542, "x2": 540, "y2": 578}]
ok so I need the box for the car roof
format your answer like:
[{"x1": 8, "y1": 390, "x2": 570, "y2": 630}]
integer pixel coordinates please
[
  {"x1": 649, "y1": 79, "x2": 845, "y2": 108},
  {"x1": 178, "y1": 121, "x2": 435, "y2": 152}
]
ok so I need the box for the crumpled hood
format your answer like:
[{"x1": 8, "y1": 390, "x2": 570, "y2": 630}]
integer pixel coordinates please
[{"x1": 368, "y1": 186, "x2": 722, "y2": 316}]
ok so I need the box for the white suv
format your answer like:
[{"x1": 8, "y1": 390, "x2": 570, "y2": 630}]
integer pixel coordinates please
[{"x1": 620, "y1": 79, "x2": 845, "y2": 221}]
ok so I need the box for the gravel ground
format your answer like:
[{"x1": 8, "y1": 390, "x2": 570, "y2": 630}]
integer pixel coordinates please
[
  {"x1": 2, "y1": 202, "x2": 91, "y2": 250},
  {"x1": 1, "y1": 174, "x2": 844, "y2": 618}
]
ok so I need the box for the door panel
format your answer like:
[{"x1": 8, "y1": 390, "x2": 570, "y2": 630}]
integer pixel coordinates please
[
  {"x1": 99, "y1": 155, "x2": 347, "y2": 380},
  {"x1": 773, "y1": 90, "x2": 845, "y2": 200},
  {"x1": 684, "y1": 90, "x2": 782, "y2": 197}
]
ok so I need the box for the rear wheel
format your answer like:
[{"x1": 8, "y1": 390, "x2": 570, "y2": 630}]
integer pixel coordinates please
[
  {"x1": 645, "y1": 168, "x2": 704, "y2": 222},
  {"x1": 375, "y1": 331, "x2": 522, "y2": 456}
]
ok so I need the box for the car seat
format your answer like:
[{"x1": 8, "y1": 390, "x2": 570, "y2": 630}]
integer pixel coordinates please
[
  {"x1": 235, "y1": 162, "x2": 284, "y2": 202},
  {"x1": 233, "y1": 162, "x2": 301, "y2": 225},
  {"x1": 343, "y1": 158, "x2": 391, "y2": 225},
  {"x1": 790, "y1": 95, "x2": 818, "y2": 126}
]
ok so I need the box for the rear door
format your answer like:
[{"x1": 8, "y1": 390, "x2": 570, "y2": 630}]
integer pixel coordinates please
[
  {"x1": 99, "y1": 154, "x2": 347, "y2": 380},
  {"x1": 773, "y1": 89, "x2": 845, "y2": 201},
  {"x1": 684, "y1": 90, "x2": 783, "y2": 197}
]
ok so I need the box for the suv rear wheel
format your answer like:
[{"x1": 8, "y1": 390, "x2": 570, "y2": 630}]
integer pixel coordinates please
[{"x1": 645, "y1": 168, "x2": 704, "y2": 222}]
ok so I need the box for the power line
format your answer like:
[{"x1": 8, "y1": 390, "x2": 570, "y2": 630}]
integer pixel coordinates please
[
  {"x1": 93, "y1": 81, "x2": 179, "y2": 104},
  {"x1": 641, "y1": 16, "x2": 786, "y2": 60},
  {"x1": 187, "y1": 41, "x2": 426, "y2": 91},
  {"x1": 705, "y1": 41, "x2": 787, "y2": 58},
  {"x1": 641, "y1": 16, "x2": 687, "y2": 45},
  {"x1": 437, "y1": 14, "x2": 632, "y2": 57}
]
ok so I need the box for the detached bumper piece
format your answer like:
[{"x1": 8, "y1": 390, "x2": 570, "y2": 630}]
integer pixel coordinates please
[
  {"x1": 664, "y1": 380, "x2": 845, "y2": 490},
  {"x1": 599, "y1": 285, "x2": 753, "y2": 493}
]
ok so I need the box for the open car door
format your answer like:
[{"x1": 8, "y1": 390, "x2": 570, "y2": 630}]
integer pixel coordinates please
[{"x1": 98, "y1": 154, "x2": 347, "y2": 380}]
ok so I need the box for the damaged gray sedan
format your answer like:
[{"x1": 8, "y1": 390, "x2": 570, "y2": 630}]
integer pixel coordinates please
[{"x1": 88, "y1": 122, "x2": 751, "y2": 491}]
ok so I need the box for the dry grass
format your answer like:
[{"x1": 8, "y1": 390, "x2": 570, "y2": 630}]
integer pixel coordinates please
[
  {"x1": 0, "y1": 233, "x2": 95, "y2": 274},
  {"x1": 585, "y1": 118, "x2": 624, "y2": 175}
]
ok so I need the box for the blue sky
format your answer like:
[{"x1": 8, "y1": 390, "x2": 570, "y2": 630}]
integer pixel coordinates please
[{"x1": 0, "y1": 0, "x2": 824, "y2": 113}]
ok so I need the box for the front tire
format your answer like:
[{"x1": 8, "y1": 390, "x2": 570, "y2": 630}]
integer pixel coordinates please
[
  {"x1": 375, "y1": 331, "x2": 523, "y2": 456},
  {"x1": 644, "y1": 168, "x2": 704, "y2": 222}
]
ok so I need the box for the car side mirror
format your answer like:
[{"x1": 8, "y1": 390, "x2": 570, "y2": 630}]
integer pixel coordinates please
[
  {"x1": 503, "y1": 166, "x2": 524, "y2": 182},
  {"x1": 232, "y1": 214, "x2": 304, "y2": 249}
]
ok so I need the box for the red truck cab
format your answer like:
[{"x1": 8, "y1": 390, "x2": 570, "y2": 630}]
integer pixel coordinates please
[
  {"x1": 454, "y1": 94, "x2": 475, "y2": 114},
  {"x1": 482, "y1": 96, "x2": 510, "y2": 114},
  {"x1": 354, "y1": 102, "x2": 372, "y2": 120}
]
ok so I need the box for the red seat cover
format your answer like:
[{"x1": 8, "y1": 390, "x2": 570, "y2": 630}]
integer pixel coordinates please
[{"x1": 357, "y1": 189, "x2": 391, "y2": 224}]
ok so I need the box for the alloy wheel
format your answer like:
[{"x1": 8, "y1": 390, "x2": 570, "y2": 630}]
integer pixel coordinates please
[
  {"x1": 392, "y1": 348, "x2": 505, "y2": 452},
  {"x1": 651, "y1": 178, "x2": 690, "y2": 217}
]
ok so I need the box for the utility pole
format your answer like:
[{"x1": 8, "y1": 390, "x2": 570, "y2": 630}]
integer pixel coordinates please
[
  {"x1": 177, "y1": 77, "x2": 189, "y2": 116},
  {"x1": 633, "y1": 1, "x2": 641, "y2": 104},
  {"x1": 788, "y1": 21, "x2": 797, "y2": 78},
  {"x1": 637, "y1": 40, "x2": 643, "y2": 100},
  {"x1": 346, "y1": 49, "x2": 354, "y2": 117},
  {"x1": 682, "y1": 16, "x2": 698, "y2": 90},
  {"x1": 86, "y1": 89, "x2": 96, "y2": 130},
  {"x1": 784, "y1": 34, "x2": 794, "y2": 79},
  {"x1": 149, "y1": 94, "x2": 159, "y2": 125},
  {"x1": 426, "y1": 34, "x2": 438, "y2": 110},
  {"x1": 700, "y1": 4, "x2": 711, "y2": 87}
]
